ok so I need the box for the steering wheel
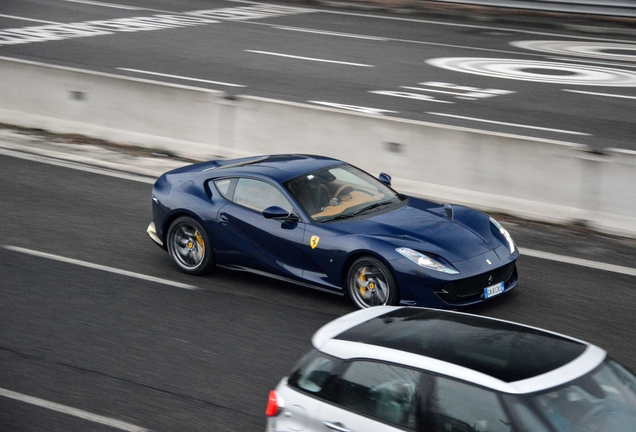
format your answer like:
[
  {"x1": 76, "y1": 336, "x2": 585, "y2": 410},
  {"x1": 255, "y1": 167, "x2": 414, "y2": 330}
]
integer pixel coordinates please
[{"x1": 334, "y1": 185, "x2": 354, "y2": 200}]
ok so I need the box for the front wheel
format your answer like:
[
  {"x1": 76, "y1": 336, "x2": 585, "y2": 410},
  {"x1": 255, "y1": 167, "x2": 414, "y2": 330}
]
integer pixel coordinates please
[
  {"x1": 167, "y1": 216, "x2": 214, "y2": 275},
  {"x1": 347, "y1": 257, "x2": 399, "y2": 308}
]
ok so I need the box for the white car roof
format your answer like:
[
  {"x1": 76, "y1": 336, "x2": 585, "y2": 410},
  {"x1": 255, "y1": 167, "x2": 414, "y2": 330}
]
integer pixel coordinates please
[{"x1": 312, "y1": 306, "x2": 606, "y2": 394}]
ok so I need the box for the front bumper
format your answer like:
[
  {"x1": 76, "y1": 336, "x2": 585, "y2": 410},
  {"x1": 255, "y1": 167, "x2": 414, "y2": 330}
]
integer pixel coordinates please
[
  {"x1": 435, "y1": 263, "x2": 518, "y2": 305},
  {"x1": 393, "y1": 246, "x2": 519, "y2": 309},
  {"x1": 147, "y1": 222, "x2": 165, "y2": 248}
]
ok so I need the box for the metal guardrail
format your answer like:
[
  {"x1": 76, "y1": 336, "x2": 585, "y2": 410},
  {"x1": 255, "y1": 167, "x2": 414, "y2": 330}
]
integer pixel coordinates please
[{"x1": 434, "y1": 0, "x2": 636, "y2": 17}]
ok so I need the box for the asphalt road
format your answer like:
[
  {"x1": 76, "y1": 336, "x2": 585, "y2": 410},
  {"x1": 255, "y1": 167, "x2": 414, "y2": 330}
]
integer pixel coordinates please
[
  {"x1": 1, "y1": 1, "x2": 636, "y2": 430},
  {"x1": 1, "y1": 0, "x2": 636, "y2": 150},
  {"x1": 1, "y1": 146, "x2": 636, "y2": 431}
]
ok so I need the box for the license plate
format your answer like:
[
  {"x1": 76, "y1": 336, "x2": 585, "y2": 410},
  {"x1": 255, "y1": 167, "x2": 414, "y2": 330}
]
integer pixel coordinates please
[{"x1": 484, "y1": 282, "x2": 504, "y2": 299}]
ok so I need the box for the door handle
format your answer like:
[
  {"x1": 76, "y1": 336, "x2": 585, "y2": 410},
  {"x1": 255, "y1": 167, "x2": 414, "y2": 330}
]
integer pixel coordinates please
[{"x1": 323, "y1": 421, "x2": 351, "y2": 432}]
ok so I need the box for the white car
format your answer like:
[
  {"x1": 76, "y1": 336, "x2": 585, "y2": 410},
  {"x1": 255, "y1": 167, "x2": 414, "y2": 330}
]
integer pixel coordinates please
[{"x1": 266, "y1": 306, "x2": 636, "y2": 432}]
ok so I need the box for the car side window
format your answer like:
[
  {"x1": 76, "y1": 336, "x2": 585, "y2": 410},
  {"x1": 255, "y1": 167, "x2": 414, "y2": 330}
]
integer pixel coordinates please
[
  {"x1": 432, "y1": 376, "x2": 513, "y2": 432},
  {"x1": 288, "y1": 349, "x2": 341, "y2": 395},
  {"x1": 232, "y1": 178, "x2": 292, "y2": 213},
  {"x1": 334, "y1": 360, "x2": 421, "y2": 430},
  {"x1": 214, "y1": 178, "x2": 233, "y2": 199}
]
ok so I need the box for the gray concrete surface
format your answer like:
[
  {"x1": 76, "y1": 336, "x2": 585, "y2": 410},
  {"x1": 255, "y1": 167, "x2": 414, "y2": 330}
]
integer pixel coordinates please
[{"x1": 0, "y1": 125, "x2": 190, "y2": 180}]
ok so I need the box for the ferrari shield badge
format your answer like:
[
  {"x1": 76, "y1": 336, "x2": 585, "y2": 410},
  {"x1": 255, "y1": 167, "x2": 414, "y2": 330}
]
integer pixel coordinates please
[{"x1": 310, "y1": 235, "x2": 320, "y2": 249}]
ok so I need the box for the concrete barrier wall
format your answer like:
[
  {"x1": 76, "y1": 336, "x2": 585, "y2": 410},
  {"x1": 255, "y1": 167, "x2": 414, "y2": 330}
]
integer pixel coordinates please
[
  {"x1": 1, "y1": 56, "x2": 634, "y2": 237},
  {"x1": 233, "y1": 96, "x2": 592, "y2": 222},
  {"x1": 0, "y1": 56, "x2": 228, "y2": 158},
  {"x1": 595, "y1": 148, "x2": 636, "y2": 235}
]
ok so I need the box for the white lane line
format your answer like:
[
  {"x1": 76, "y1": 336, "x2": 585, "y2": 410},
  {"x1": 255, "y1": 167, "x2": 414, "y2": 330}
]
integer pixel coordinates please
[
  {"x1": 0, "y1": 387, "x2": 150, "y2": 432},
  {"x1": 562, "y1": 89, "x2": 636, "y2": 100},
  {"x1": 274, "y1": 25, "x2": 389, "y2": 41},
  {"x1": 370, "y1": 90, "x2": 454, "y2": 103},
  {"x1": 0, "y1": 14, "x2": 62, "y2": 24},
  {"x1": 3, "y1": 246, "x2": 199, "y2": 290},
  {"x1": 60, "y1": 0, "x2": 144, "y2": 10},
  {"x1": 245, "y1": 50, "x2": 374, "y2": 67},
  {"x1": 426, "y1": 112, "x2": 591, "y2": 136},
  {"x1": 117, "y1": 68, "x2": 246, "y2": 88},
  {"x1": 408, "y1": 83, "x2": 515, "y2": 100},
  {"x1": 520, "y1": 248, "x2": 636, "y2": 277},
  {"x1": 402, "y1": 85, "x2": 474, "y2": 97},
  {"x1": 0, "y1": 147, "x2": 156, "y2": 184}
]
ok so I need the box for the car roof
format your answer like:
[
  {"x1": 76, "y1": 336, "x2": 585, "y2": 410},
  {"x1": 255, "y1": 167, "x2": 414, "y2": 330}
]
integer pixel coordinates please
[
  {"x1": 312, "y1": 306, "x2": 606, "y2": 395},
  {"x1": 197, "y1": 154, "x2": 344, "y2": 183}
]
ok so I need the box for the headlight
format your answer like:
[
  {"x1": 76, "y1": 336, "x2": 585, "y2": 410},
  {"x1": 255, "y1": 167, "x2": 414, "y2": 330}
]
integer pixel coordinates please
[
  {"x1": 490, "y1": 217, "x2": 515, "y2": 254},
  {"x1": 396, "y1": 247, "x2": 459, "y2": 274}
]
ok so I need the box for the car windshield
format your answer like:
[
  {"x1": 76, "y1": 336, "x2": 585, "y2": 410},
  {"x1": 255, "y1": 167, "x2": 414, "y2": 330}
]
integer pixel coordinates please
[
  {"x1": 509, "y1": 359, "x2": 636, "y2": 432},
  {"x1": 284, "y1": 164, "x2": 402, "y2": 222}
]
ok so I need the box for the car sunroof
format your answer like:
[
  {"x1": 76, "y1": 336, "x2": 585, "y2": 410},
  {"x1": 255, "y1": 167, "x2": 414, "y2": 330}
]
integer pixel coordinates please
[{"x1": 335, "y1": 308, "x2": 587, "y2": 383}]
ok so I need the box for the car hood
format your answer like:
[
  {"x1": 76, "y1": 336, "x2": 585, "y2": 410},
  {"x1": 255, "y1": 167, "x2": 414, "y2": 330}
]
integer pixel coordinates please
[{"x1": 337, "y1": 200, "x2": 495, "y2": 263}]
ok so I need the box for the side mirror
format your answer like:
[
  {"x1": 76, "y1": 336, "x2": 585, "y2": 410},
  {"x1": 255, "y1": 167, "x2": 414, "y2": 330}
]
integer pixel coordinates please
[
  {"x1": 378, "y1": 173, "x2": 392, "y2": 186},
  {"x1": 263, "y1": 206, "x2": 299, "y2": 222}
]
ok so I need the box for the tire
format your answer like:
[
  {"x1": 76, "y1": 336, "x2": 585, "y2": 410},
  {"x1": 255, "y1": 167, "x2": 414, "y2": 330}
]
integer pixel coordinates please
[
  {"x1": 166, "y1": 216, "x2": 214, "y2": 275},
  {"x1": 347, "y1": 256, "x2": 399, "y2": 308}
]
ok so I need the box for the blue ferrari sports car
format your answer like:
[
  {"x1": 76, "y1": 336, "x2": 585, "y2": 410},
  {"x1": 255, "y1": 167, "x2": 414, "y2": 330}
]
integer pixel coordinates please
[{"x1": 147, "y1": 154, "x2": 518, "y2": 309}]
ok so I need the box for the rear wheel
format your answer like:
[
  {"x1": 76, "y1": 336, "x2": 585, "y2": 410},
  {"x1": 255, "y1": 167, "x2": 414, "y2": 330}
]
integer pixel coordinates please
[
  {"x1": 167, "y1": 216, "x2": 214, "y2": 275},
  {"x1": 347, "y1": 257, "x2": 398, "y2": 308}
]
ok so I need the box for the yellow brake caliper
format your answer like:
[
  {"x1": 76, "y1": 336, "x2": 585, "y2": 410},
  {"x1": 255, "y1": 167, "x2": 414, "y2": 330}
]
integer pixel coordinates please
[
  {"x1": 358, "y1": 267, "x2": 367, "y2": 295},
  {"x1": 194, "y1": 231, "x2": 205, "y2": 252}
]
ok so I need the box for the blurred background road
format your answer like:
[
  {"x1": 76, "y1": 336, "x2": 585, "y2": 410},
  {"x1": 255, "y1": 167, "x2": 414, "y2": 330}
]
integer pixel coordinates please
[
  {"x1": 1, "y1": 1, "x2": 636, "y2": 431},
  {"x1": 1, "y1": 0, "x2": 635, "y2": 150}
]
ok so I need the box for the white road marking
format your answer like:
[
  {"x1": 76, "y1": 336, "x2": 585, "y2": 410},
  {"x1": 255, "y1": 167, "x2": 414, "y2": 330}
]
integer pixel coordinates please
[
  {"x1": 3, "y1": 246, "x2": 199, "y2": 290},
  {"x1": 562, "y1": 89, "x2": 636, "y2": 100},
  {"x1": 0, "y1": 14, "x2": 62, "y2": 24},
  {"x1": 426, "y1": 112, "x2": 591, "y2": 136},
  {"x1": 422, "y1": 82, "x2": 514, "y2": 95},
  {"x1": 0, "y1": 14, "x2": 220, "y2": 46},
  {"x1": 370, "y1": 90, "x2": 453, "y2": 103},
  {"x1": 245, "y1": 50, "x2": 374, "y2": 67},
  {"x1": 61, "y1": 0, "x2": 144, "y2": 10},
  {"x1": 427, "y1": 57, "x2": 636, "y2": 87},
  {"x1": 0, "y1": 147, "x2": 156, "y2": 184},
  {"x1": 402, "y1": 85, "x2": 475, "y2": 98},
  {"x1": 117, "y1": 68, "x2": 245, "y2": 87},
  {"x1": 401, "y1": 85, "x2": 513, "y2": 100},
  {"x1": 190, "y1": 4, "x2": 314, "y2": 21},
  {"x1": 548, "y1": 57, "x2": 636, "y2": 69},
  {"x1": 0, "y1": 387, "x2": 150, "y2": 432},
  {"x1": 308, "y1": 101, "x2": 397, "y2": 114},
  {"x1": 520, "y1": 248, "x2": 636, "y2": 277},
  {"x1": 512, "y1": 40, "x2": 636, "y2": 63},
  {"x1": 274, "y1": 25, "x2": 389, "y2": 41},
  {"x1": 0, "y1": 5, "x2": 313, "y2": 47}
]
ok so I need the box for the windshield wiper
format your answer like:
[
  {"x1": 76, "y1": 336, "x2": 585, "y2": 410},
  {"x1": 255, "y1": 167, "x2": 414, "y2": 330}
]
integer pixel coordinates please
[
  {"x1": 352, "y1": 200, "x2": 394, "y2": 215},
  {"x1": 319, "y1": 200, "x2": 394, "y2": 223},
  {"x1": 318, "y1": 213, "x2": 356, "y2": 223}
]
